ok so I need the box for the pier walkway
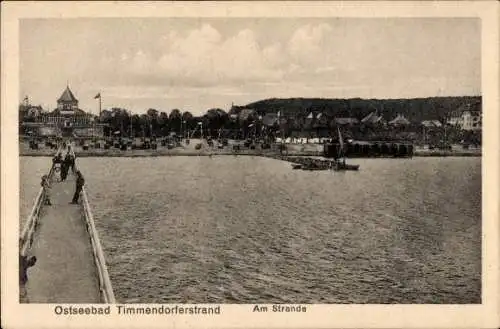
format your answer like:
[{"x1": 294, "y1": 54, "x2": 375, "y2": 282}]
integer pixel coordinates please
[
  {"x1": 20, "y1": 147, "x2": 115, "y2": 303},
  {"x1": 25, "y1": 173, "x2": 100, "y2": 303}
]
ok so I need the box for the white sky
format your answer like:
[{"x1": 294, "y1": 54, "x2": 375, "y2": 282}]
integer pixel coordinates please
[{"x1": 20, "y1": 18, "x2": 480, "y2": 116}]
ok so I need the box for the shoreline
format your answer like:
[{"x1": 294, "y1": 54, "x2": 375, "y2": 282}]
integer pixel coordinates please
[{"x1": 19, "y1": 149, "x2": 481, "y2": 158}]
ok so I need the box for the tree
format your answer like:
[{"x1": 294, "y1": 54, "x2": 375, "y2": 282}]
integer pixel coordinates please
[
  {"x1": 146, "y1": 108, "x2": 159, "y2": 118},
  {"x1": 181, "y1": 111, "x2": 194, "y2": 137},
  {"x1": 169, "y1": 109, "x2": 182, "y2": 134},
  {"x1": 158, "y1": 111, "x2": 170, "y2": 136},
  {"x1": 204, "y1": 108, "x2": 229, "y2": 137},
  {"x1": 131, "y1": 114, "x2": 142, "y2": 137},
  {"x1": 146, "y1": 108, "x2": 160, "y2": 136},
  {"x1": 106, "y1": 108, "x2": 131, "y2": 136}
]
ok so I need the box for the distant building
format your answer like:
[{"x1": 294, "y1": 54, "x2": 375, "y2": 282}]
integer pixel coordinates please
[
  {"x1": 315, "y1": 112, "x2": 330, "y2": 127},
  {"x1": 237, "y1": 108, "x2": 255, "y2": 122},
  {"x1": 447, "y1": 103, "x2": 482, "y2": 131},
  {"x1": 21, "y1": 85, "x2": 106, "y2": 137},
  {"x1": 57, "y1": 86, "x2": 79, "y2": 111},
  {"x1": 389, "y1": 114, "x2": 410, "y2": 126},
  {"x1": 262, "y1": 113, "x2": 279, "y2": 127},
  {"x1": 334, "y1": 117, "x2": 359, "y2": 125},
  {"x1": 461, "y1": 110, "x2": 481, "y2": 131},
  {"x1": 361, "y1": 111, "x2": 384, "y2": 125},
  {"x1": 421, "y1": 120, "x2": 443, "y2": 128},
  {"x1": 26, "y1": 105, "x2": 43, "y2": 118}
]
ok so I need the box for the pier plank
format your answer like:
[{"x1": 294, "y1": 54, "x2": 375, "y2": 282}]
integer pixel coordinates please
[{"x1": 25, "y1": 173, "x2": 101, "y2": 303}]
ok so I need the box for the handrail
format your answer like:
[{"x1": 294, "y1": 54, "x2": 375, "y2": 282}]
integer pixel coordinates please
[
  {"x1": 69, "y1": 145, "x2": 117, "y2": 303},
  {"x1": 20, "y1": 148, "x2": 60, "y2": 256},
  {"x1": 81, "y1": 188, "x2": 116, "y2": 303}
]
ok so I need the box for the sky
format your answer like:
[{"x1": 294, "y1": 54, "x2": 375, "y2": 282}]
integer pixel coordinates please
[{"x1": 20, "y1": 18, "x2": 480, "y2": 116}]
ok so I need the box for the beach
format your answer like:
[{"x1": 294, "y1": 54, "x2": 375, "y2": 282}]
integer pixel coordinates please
[{"x1": 19, "y1": 140, "x2": 480, "y2": 158}]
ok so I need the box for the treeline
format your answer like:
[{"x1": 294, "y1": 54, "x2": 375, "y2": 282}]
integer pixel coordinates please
[
  {"x1": 19, "y1": 95, "x2": 482, "y2": 140},
  {"x1": 238, "y1": 96, "x2": 482, "y2": 122},
  {"x1": 99, "y1": 107, "x2": 255, "y2": 138}
]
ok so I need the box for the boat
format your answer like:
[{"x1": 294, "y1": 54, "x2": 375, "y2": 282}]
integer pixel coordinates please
[
  {"x1": 291, "y1": 163, "x2": 303, "y2": 169},
  {"x1": 300, "y1": 161, "x2": 328, "y2": 171},
  {"x1": 302, "y1": 166, "x2": 326, "y2": 171},
  {"x1": 333, "y1": 162, "x2": 360, "y2": 171},
  {"x1": 332, "y1": 127, "x2": 360, "y2": 171}
]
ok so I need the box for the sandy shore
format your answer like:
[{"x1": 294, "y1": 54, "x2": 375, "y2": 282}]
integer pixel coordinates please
[
  {"x1": 413, "y1": 147, "x2": 481, "y2": 157},
  {"x1": 20, "y1": 148, "x2": 481, "y2": 157},
  {"x1": 19, "y1": 141, "x2": 480, "y2": 157},
  {"x1": 20, "y1": 148, "x2": 320, "y2": 157}
]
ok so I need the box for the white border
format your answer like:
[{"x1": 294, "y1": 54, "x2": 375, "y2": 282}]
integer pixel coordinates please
[{"x1": 2, "y1": 2, "x2": 499, "y2": 329}]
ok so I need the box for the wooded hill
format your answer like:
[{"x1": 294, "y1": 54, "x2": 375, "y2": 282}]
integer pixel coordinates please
[{"x1": 236, "y1": 96, "x2": 482, "y2": 123}]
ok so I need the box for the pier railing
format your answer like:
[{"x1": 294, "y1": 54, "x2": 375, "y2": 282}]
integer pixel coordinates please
[
  {"x1": 20, "y1": 148, "x2": 59, "y2": 256},
  {"x1": 70, "y1": 147, "x2": 117, "y2": 303}
]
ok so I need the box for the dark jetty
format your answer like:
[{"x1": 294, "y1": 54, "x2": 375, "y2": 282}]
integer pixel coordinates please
[{"x1": 324, "y1": 141, "x2": 413, "y2": 158}]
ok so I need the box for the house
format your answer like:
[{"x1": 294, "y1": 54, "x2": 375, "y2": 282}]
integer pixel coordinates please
[
  {"x1": 421, "y1": 120, "x2": 443, "y2": 128},
  {"x1": 334, "y1": 117, "x2": 359, "y2": 125},
  {"x1": 389, "y1": 114, "x2": 410, "y2": 126},
  {"x1": 237, "y1": 108, "x2": 255, "y2": 122},
  {"x1": 361, "y1": 111, "x2": 384, "y2": 125},
  {"x1": 447, "y1": 103, "x2": 482, "y2": 131},
  {"x1": 447, "y1": 111, "x2": 462, "y2": 126},
  {"x1": 461, "y1": 110, "x2": 481, "y2": 131},
  {"x1": 26, "y1": 106, "x2": 43, "y2": 118},
  {"x1": 262, "y1": 113, "x2": 279, "y2": 127}
]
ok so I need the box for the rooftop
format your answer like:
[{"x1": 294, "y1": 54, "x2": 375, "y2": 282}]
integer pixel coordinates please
[{"x1": 58, "y1": 86, "x2": 78, "y2": 103}]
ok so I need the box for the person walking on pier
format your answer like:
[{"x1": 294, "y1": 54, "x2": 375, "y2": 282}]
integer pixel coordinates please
[
  {"x1": 52, "y1": 153, "x2": 63, "y2": 181},
  {"x1": 70, "y1": 170, "x2": 85, "y2": 204},
  {"x1": 41, "y1": 175, "x2": 52, "y2": 205},
  {"x1": 52, "y1": 152, "x2": 62, "y2": 164},
  {"x1": 69, "y1": 153, "x2": 76, "y2": 174},
  {"x1": 61, "y1": 153, "x2": 71, "y2": 181}
]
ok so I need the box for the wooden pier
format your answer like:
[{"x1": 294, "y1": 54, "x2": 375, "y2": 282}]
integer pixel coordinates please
[{"x1": 20, "y1": 147, "x2": 115, "y2": 303}]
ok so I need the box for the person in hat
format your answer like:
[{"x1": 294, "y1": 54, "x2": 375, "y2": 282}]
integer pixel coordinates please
[
  {"x1": 70, "y1": 170, "x2": 85, "y2": 204},
  {"x1": 52, "y1": 153, "x2": 63, "y2": 181},
  {"x1": 61, "y1": 152, "x2": 72, "y2": 181},
  {"x1": 40, "y1": 175, "x2": 52, "y2": 205},
  {"x1": 19, "y1": 254, "x2": 37, "y2": 303}
]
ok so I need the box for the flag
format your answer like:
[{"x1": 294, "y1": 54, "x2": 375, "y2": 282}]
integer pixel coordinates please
[{"x1": 94, "y1": 93, "x2": 101, "y2": 99}]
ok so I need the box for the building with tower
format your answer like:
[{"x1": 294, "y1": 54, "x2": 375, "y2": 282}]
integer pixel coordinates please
[
  {"x1": 57, "y1": 85, "x2": 79, "y2": 111},
  {"x1": 21, "y1": 85, "x2": 106, "y2": 138}
]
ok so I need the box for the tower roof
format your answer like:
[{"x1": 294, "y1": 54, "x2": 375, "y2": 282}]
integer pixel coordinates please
[{"x1": 58, "y1": 86, "x2": 78, "y2": 103}]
